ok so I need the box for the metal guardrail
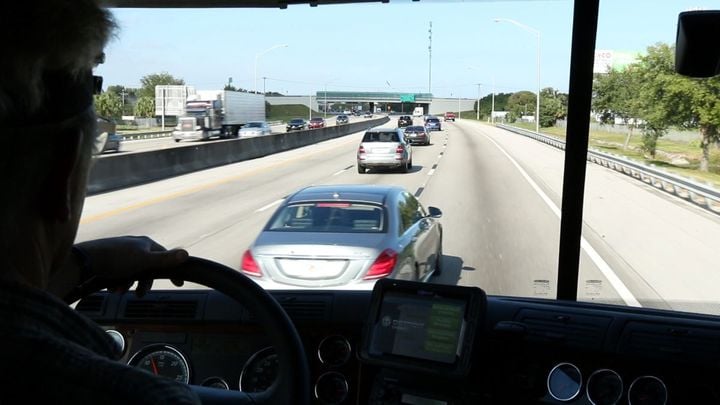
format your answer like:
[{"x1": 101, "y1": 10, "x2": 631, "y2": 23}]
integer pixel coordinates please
[
  {"x1": 497, "y1": 124, "x2": 720, "y2": 215},
  {"x1": 119, "y1": 130, "x2": 173, "y2": 140}
]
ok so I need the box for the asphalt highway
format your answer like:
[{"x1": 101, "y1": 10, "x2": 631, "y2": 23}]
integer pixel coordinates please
[{"x1": 78, "y1": 117, "x2": 720, "y2": 314}]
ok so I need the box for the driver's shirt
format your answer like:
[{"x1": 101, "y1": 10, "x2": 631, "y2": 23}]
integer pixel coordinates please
[{"x1": 0, "y1": 280, "x2": 200, "y2": 404}]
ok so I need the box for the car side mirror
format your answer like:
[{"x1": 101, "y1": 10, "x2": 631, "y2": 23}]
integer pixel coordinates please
[
  {"x1": 427, "y1": 206, "x2": 442, "y2": 218},
  {"x1": 675, "y1": 10, "x2": 720, "y2": 77}
]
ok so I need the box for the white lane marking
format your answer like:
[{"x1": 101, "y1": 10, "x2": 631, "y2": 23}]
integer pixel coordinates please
[
  {"x1": 438, "y1": 154, "x2": 443, "y2": 159},
  {"x1": 255, "y1": 199, "x2": 284, "y2": 213},
  {"x1": 427, "y1": 169, "x2": 436, "y2": 176},
  {"x1": 333, "y1": 169, "x2": 347, "y2": 176},
  {"x1": 481, "y1": 131, "x2": 642, "y2": 307}
]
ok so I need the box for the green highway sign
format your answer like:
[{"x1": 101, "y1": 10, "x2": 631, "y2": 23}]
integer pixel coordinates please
[{"x1": 400, "y1": 94, "x2": 415, "y2": 102}]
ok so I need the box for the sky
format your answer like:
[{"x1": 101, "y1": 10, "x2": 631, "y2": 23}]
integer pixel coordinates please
[{"x1": 96, "y1": 0, "x2": 712, "y2": 99}]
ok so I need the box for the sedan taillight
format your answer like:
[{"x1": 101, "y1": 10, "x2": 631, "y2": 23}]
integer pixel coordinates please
[
  {"x1": 364, "y1": 249, "x2": 398, "y2": 280},
  {"x1": 241, "y1": 250, "x2": 262, "y2": 277}
]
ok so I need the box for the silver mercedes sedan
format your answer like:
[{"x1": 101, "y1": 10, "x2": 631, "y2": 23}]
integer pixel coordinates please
[{"x1": 241, "y1": 184, "x2": 443, "y2": 289}]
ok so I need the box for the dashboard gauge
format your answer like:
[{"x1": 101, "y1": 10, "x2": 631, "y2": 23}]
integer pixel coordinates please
[
  {"x1": 586, "y1": 369, "x2": 623, "y2": 405},
  {"x1": 547, "y1": 362, "x2": 583, "y2": 402},
  {"x1": 318, "y1": 335, "x2": 352, "y2": 367},
  {"x1": 628, "y1": 376, "x2": 668, "y2": 405},
  {"x1": 201, "y1": 377, "x2": 229, "y2": 390},
  {"x1": 239, "y1": 347, "x2": 278, "y2": 392},
  {"x1": 128, "y1": 344, "x2": 190, "y2": 384},
  {"x1": 105, "y1": 330, "x2": 126, "y2": 356},
  {"x1": 314, "y1": 371, "x2": 349, "y2": 405}
]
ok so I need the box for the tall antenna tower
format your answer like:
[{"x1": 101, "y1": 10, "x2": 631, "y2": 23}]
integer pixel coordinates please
[{"x1": 428, "y1": 21, "x2": 432, "y2": 94}]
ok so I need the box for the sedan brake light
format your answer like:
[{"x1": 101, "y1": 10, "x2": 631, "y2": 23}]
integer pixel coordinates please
[
  {"x1": 364, "y1": 249, "x2": 398, "y2": 280},
  {"x1": 241, "y1": 250, "x2": 262, "y2": 277}
]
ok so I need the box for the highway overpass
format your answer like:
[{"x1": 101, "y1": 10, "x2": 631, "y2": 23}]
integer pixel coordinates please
[{"x1": 266, "y1": 91, "x2": 476, "y2": 115}]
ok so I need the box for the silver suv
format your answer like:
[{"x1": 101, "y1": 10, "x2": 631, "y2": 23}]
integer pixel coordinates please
[{"x1": 357, "y1": 128, "x2": 412, "y2": 173}]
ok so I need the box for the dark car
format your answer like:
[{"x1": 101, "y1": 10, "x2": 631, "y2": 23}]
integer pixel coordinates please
[
  {"x1": 363, "y1": 111, "x2": 373, "y2": 118},
  {"x1": 403, "y1": 125, "x2": 430, "y2": 145},
  {"x1": 308, "y1": 117, "x2": 326, "y2": 129},
  {"x1": 336, "y1": 114, "x2": 349, "y2": 125},
  {"x1": 286, "y1": 118, "x2": 308, "y2": 132},
  {"x1": 398, "y1": 115, "x2": 413, "y2": 127},
  {"x1": 425, "y1": 117, "x2": 442, "y2": 131},
  {"x1": 96, "y1": 116, "x2": 122, "y2": 153}
]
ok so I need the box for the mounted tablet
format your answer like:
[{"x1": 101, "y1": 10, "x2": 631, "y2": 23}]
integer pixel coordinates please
[{"x1": 360, "y1": 279, "x2": 486, "y2": 377}]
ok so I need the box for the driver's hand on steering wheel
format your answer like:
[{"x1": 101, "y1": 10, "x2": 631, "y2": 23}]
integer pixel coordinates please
[{"x1": 50, "y1": 236, "x2": 189, "y2": 299}]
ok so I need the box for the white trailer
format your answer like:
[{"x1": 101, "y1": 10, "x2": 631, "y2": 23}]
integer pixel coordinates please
[{"x1": 170, "y1": 90, "x2": 266, "y2": 142}]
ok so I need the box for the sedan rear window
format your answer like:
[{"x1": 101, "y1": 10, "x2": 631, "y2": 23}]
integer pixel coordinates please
[
  {"x1": 290, "y1": 119, "x2": 304, "y2": 124},
  {"x1": 404, "y1": 126, "x2": 425, "y2": 132},
  {"x1": 362, "y1": 131, "x2": 399, "y2": 142},
  {"x1": 426, "y1": 118, "x2": 440, "y2": 123},
  {"x1": 267, "y1": 203, "x2": 386, "y2": 233}
]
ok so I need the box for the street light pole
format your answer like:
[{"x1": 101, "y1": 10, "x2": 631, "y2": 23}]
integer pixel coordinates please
[
  {"x1": 476, "y1": 83, "x2": 481, "y2": 121},
  {"x1": 494, "y1": 18, "x2": 541, "y2": 132},
  {"x1": 254, "y1": 44, "x2": 288, "y2": 94},
  {"x1": 491, "y1": 77, "x2": 496, "y2": 123},
  {"x1": 263, "y1": 77, "x2": 267, "y2": 95}
]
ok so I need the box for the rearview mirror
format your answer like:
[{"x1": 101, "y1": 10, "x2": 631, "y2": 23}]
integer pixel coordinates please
[
  {"x1": 428, "y1": 206, "x2": 442, "y2": 218},
  {"x1": 675, "y1": 10, "x2": 720, "y2": 77}
]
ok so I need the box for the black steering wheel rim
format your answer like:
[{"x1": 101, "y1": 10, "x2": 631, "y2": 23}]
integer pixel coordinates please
[{"x1": 69, "y1": 256, "x2": 310, "y2": 405}]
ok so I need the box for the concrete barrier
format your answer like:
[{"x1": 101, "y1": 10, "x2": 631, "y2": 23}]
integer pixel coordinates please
[{"x1": 88, "y1": 116, "x2": 390, "y2": 194}]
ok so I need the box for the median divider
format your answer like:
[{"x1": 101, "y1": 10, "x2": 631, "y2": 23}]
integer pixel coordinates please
[{"x1": 88, "y1": 116, "x2": 390, "y2": 194}]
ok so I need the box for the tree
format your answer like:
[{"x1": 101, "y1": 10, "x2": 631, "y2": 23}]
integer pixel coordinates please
[
  {"x1": 633, "y1": 43, "x2": 678, "y2": 158},
  {"x1": 539, "y1": 87, "x2": 566, "y2": 127},
  {"x1": 505, "y1": 91, "x2": 536, "y2": 122},
  {"x1": 224, "y1": 84, "x2": 237, "y2": 91},
  {"x1": 93, "y1": 91, "x2": 123, "y2": 119},
  {"x1": 592, "y1": 67, "x2": 642, "y2": 149},
  {"x1": 134, "y1": 96, "x2": 155, "y2": 118},
  {"x1": 138, "y1": 72, "x2": 185, "y2": 99}
]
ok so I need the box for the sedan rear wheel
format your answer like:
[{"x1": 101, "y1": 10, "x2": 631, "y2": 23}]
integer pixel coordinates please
[{"x1": 357, "y1": 165, "x2": 365, "y2": 174}]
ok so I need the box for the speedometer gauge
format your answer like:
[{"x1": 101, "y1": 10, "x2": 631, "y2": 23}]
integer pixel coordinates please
[
  {"x1": 587, "y1": 369, "x2": 623, "y2": 405},
  {"x1": 128, "y1": 344, "x2": 190, "y2": 384},
  {"x1": 239, "y1": 347, "x2": 278, "y2": 392},
  {"x1": 547, "y1": 362, "x2": 583, "y2": 402}
]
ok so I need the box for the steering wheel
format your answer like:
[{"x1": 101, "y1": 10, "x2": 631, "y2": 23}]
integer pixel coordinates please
[{"x1": 68, "y1": 257, "x2": 310, "y2": 405}]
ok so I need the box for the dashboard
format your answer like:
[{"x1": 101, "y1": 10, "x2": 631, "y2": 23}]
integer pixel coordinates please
[{"x1": 77, "y1": 287, "x2": 720, "y2": 404}]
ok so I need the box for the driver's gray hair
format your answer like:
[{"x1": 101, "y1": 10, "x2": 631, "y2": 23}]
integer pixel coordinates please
[
  {"x1": 0, "y1": 0, "x2": 116, "y2": 120},
  {"x1": 0, "y1": 1, "x2": 116, "y2": 258}
]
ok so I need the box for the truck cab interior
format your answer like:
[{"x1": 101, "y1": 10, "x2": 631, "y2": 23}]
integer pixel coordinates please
[{"x1": 65, "y1": 1, "x2": 720, "y2": 404}]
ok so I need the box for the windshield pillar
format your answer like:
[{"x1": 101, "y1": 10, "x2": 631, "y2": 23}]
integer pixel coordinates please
[{"x1": 556, "y1": 0, "x2": 600, "y2": 301}]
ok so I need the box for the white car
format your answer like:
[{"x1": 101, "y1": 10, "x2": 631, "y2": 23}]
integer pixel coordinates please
[{"x1": 239, "y1": 121, "x2": 272, "y2": 137}]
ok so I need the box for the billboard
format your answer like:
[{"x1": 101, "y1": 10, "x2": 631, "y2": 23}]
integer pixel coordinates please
[
  {"x1": 593, "y1": 50, "x2": 641, "y2": 74},
  {"x1": 155, "y1": 85, "x2": 196, "y2": 116}
]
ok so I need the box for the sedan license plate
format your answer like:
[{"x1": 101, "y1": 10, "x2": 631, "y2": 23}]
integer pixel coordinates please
[
  {"x1": 277, "y1": 259, "x2": 346, "y2": 279},
  {"x1": 372, "y1": 148, "x2": 392, "y2": 154}
]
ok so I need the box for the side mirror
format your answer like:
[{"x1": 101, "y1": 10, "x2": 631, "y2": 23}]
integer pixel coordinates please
[
  {"x1": 675, "y1": 10, "x2": 720, "y2": 77},
  {"x1": 427, "y1": 206, "x2": 442, "y2": 218}
]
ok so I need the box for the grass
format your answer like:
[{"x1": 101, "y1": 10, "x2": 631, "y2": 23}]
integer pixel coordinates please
[
  {"x1": 266, "y1": 105, "x2": 325, "y2": 123},
  {"x1": 510, "y1": 122, "x2": 720, "y2": 188}
]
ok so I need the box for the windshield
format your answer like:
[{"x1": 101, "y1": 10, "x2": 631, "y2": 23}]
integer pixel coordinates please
[
  {"x1": 82, "y1": 1, "x2": 720, "y2": 317},
  {"x1": 266, "y1": 202, "x2": 386, "y2": 233},
  {"x1": 245, "y1": 122, "x2": 263, "y2": 128}
]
